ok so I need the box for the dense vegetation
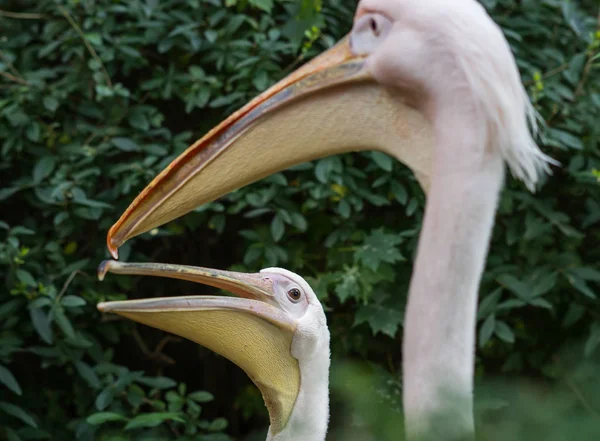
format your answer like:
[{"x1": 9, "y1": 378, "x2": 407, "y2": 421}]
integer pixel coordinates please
[{"x1": 1, "y1": 0, "x2": 599, "y2": 440}]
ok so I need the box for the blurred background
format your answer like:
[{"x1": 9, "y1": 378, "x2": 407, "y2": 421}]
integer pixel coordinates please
[{"x1": 0, "y1": 0, "x2": 599, "y2": 440}]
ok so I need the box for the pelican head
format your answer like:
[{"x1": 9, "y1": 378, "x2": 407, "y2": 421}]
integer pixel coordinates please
[{"x1": 98, "y1": 261, "x2": 330, "y2": 440}]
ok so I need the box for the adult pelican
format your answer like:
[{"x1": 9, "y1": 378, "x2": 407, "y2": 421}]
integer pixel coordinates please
[
  {"x1": 102, "y1": 0, "x2": 553, "y2": 439},
  {"x1": 98, "y1": 260, "x2": 330, "y2": 441}
]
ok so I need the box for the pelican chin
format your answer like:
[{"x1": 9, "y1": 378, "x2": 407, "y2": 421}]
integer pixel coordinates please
[{"x1": 97, "y1": 261, "x2": 330, "y2": 441}]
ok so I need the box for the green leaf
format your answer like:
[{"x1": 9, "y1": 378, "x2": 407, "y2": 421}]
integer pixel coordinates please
[
  {"x1": 188, "y1": 391, "x2": 214, "y2": 403},
  {"x1": 562, "y1": 303, "x2": 585, "y2": 328},
  {"x1": 84, "y1": 32, "x2": 102, "y2": 45},
  {"x1": 584, "y1": 323, "x2": 600, "y2": 357},
  {"x1": 494, "y1": 320, "x2": 515, "y2": 344},
  {"x1": 354, "y1": 304, "x2": 402, "y2": 337},
  {"x1": 314, "y1": 157, "x2": 341, "y2": 183},
  {"x1": 355, "y1": 228, "x2": 405, "y2": 271},
  {"x1": 209, "y1": 93, "x2": 244, "y2": 108},
  {"x1": 496, "y1": 275, "x2": 529, "y2": 300},
  {"x1": 208, "y1": 417, "x2": 228, "y2": 431},
  {"x1": 249, "y1": 0, "x2": 273, "y2": 12},
  {"x1": 29, "y1": 308, "x2": 53, "y2": 344},
  {"x1": 29, "y1": 297, "x2": 51, "y2": 309},
  {"x1": 0, "y1": 401, "x2": 38, "y2": 428},
  {"x1": 289, "y1": 212, "x2": 307, "y2": 232},
  {"x1": 54, "y1": 308, "x2": 75, "y2": 339},
  {"x1": 568, "y1": 274, "x2": 596, "y2": 299},
  {"x1": 244, "y1": 247, "x2": 262, "y2": 265},
  {"x1": 529, "y1": 298, "x2": 553, "y2": 310},
  {"x1": 112, "y1": 137, "x2": 139, "y2": 152},
  {"x1": 530, "y1": 273, "x2": 557, "y2": 297},
  {"x1": 42, "y1": 96, "x2": 59, "y2": 112},
  {"x1": 271, "y1": 214, "x2": 285, "y2": 242},
  {"x1": 11, "y1": 226, "x2": 35, "y2": 236},
  {"x1": 75, "y1": 361, "x2": 101, "y2": 389},
  {"x1": 479, "y1": 314, "x2": 495, "y2": 348},
  {"x1": 371, "y1": 151, "x2": 393, "y2": 172},
  {"x1": 61, "y1": 295, "x2": 86, "y2": 308},
  {"x1": 127, "y1": 384, "x2": 145, "y2": 407},
  {"x1": 86, "y1": 412, "x2": 128, "y2": 425},
  {"x1": 478, "y1": 288, "x2": 502, "y2": 319},
  {"x1": 128, "y1": 110, "x2": 150, "y2": 131},
  {"x1": 3, "y1": 427, "x2": 21, "y2": 441},
  {"x1": 0, "y1": 299, "x2": 21, "y2": 320},
  {"x1": 95, "y1": 388, "x2": 115, "y2": 411},
  {"x1": 338, "y1": 200, "x2": 350, "y2": 218},
  {"x1": 16, "y1": 269, "x2": 36, "y2": 287},
  {"x1": 335, "y1": 269, "x2": 362, "y2": 304},
  {"x1": 391, "y1": 180, "x2": 408, "y2": 205},
  {"x1": 0, "y1": 365, "x2": 22, "y2": 395},
  {"x1": 137, "y1": 376, "x2": 177, "y2": 389},
  {"x1": 546, "y1": 128, "x2": 583, "y2": 150},
  {"x1": 569, "y1": 267, "x2": 600, "y2": 282},
  {"x1": 124, "y1": 412, "x2": 184, "y2": 430},
  {"x1": 33, "y1": 157, "x2": 57, "y2": 183},
  {"x1": 26, "y1": 123, "x2": 40, "y2": 142}
]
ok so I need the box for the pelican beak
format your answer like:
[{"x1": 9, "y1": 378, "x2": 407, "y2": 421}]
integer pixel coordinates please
[
  {"x1": 106, "y1": 36, "x2": 434, "y2": 258},
  {"x1": 97, "y1": 260, "x2": 299, "y2": 435}
]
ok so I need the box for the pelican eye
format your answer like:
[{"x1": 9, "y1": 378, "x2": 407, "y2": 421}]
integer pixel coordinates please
[
  {"x1": 287, "y1": 288, "x2": 302, "y2": 302},
  {"x1": 369, "y1": 17, "x2": 379, "y2": 36},
  {"x1": 350, "y1": 13, "x2": 393, "y2": 56}
]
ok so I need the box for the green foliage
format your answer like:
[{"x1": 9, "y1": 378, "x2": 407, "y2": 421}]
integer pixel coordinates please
[{"x1": 1, "y1": 0, "x2": 599, "y2": 440}]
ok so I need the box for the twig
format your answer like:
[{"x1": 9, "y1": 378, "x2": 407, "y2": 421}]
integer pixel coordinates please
[
  {"x1": 523, "y1": 64, "x2": 568, "y2": 86},
  {"x1": 575, "y1": 54, "x2": 595, "y2": 97},
  {"x1": 575, "y1": 11, "x2": 600, "y2": 97},
  {"x1": 154, "y1": 335, "x2": 181, "y2": 354},
  {"x1": 0, "y1": 71, "x2": 29, "y2": 86},
  {"x1": 57, "y1": 270, "x2": 85, "y2": 300},
  {"x1": 0, "y1": 9, "x2": 46, "y2": 19},
  {"x1": 132, "y1": 327, "x2": 151, "y2": 354},
  {"x1": 131, "y1": 328, "x2": 178, "y2": 365},
  {"x1": 0, "y1": 50, "x2": 25, "y2": 79},
  {"x1": 564, "y1": 375, "x2": 600, "y2": 418},
  {"x1": 57, "y1": 5, "x2": 113, "y2": 88}
]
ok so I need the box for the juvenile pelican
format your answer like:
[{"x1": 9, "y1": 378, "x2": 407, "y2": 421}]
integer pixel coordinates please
[
  {"x1": 98, "y1": 261, "x2": 330, "y2": 441},
  {"x1": 102, "y1": 0, "x2": 553, "y2": 439}
]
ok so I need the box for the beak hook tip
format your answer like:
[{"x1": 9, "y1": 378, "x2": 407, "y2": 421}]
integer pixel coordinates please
[
  {"x1": 108, "y1": 243, "x2": 119, "y2": 260},
  {"x1": 106, "y1": 226, "x2": 120, "y2": 260},
  {"x1": 109, "y1": 248, "x2": 119, "y2": 260},
  {"x1": 97, "y1": 260, "x2": 114, "y2": 282}
]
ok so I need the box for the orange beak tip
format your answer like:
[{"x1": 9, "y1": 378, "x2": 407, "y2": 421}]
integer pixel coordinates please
[
  {"x1": 106, "y1": 224, "x2": 121, "y2": 259},
  {"x1": 97, "y1": 302, "x2": 107, "y2": 312},
  {"x1": 107, "y1": 239, "x2": 119, "y2": 260}
]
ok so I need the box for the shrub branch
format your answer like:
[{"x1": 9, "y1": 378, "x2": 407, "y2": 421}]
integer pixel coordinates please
[{"x1": 57, "y1": 5, "x2": 113, "y2": 88}]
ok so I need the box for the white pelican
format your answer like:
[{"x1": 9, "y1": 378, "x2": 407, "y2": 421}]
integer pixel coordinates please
[
  {"x1": 101, "y1": 0, "x2": 553, "y2": 439},
  {"x1": 97, "y1": 260, "x2": 330, "y2": 441}
]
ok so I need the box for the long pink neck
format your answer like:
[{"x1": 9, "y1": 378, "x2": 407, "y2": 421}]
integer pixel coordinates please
[{"x1": 401, "y1": 110, "x2": 505, "y2": 440}]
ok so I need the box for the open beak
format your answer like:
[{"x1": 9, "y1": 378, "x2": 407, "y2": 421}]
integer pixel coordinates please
[
  {"x1": 106, "y1": 36, "x2": 434, "y2": 258},
  {"x1": 97, "y1": 260, "x2": 299, "y2": 435}
]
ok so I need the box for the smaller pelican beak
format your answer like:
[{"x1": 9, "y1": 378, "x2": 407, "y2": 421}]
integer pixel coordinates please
[{"x1": 97, "y1": 260, "x2": 299, "y2": 435}]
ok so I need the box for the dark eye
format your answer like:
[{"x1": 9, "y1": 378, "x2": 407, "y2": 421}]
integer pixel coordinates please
[
  {"x1": 287, "y1": 288, "x2": 302, "y2": 302},
  {"x1": 370, "y1": 17, "x2": 379, "y2": 35}
]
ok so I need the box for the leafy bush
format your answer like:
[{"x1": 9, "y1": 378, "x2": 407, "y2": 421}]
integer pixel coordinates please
[{"x1": 1, "y1": 0, "x2": 599, "y2": 440}]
